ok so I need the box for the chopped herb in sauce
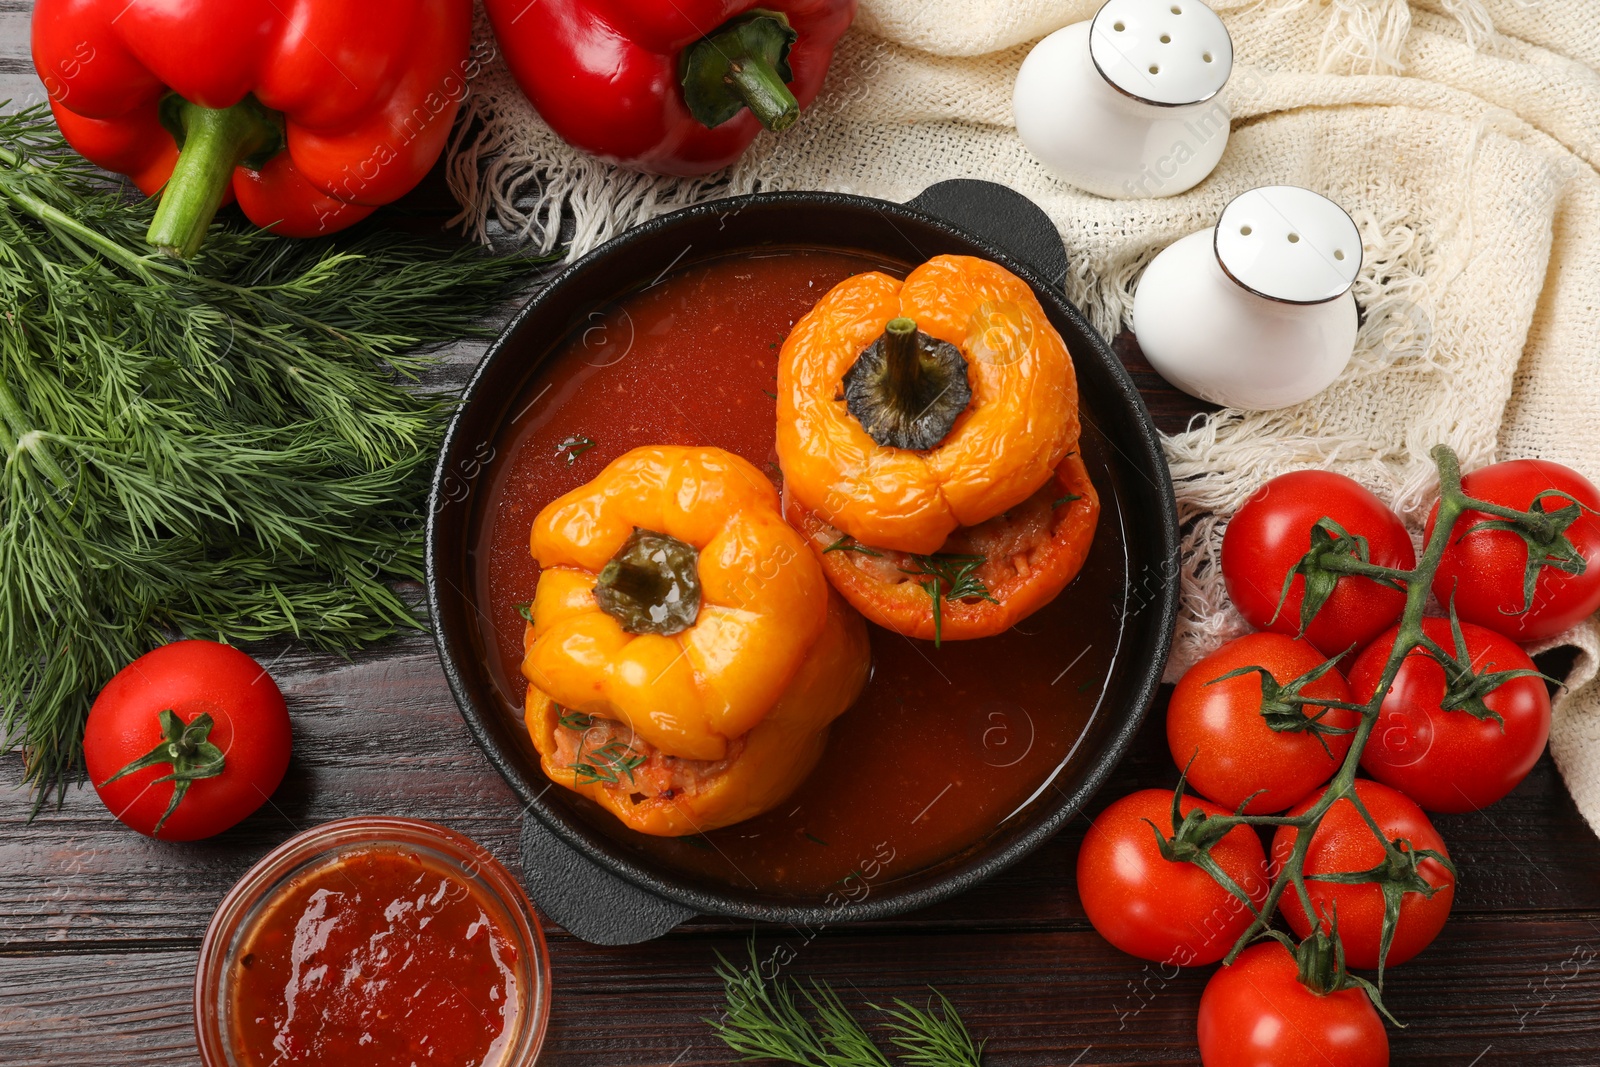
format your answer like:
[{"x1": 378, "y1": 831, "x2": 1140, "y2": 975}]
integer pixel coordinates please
[{"x1": 556, "y1": 435, "x2": 596, "y2": 464}]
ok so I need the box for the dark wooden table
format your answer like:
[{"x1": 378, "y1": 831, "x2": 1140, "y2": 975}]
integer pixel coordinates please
[{"x1": 4, "y1": 15, "x2": 1600, "y2": 1063}]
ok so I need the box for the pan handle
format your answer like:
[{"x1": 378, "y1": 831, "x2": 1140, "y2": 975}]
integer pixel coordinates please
[
  {"x1": 520, "y1": 815, "x2": 697, "y2": 945},
  {"x1": 906, "y1": 179, "x2": 1068, "y2": 287}
]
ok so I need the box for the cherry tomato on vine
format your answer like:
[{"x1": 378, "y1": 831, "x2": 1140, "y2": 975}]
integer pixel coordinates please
[
  {"x1": 1168, "y1": 633, "x2": 1359, "y2": 814},
  {"x1": 1427, "y1": 459, "x2": 1600, "y2": 643},
  {"x1": 84, "y1": 640, "x2": 292, "y2": 841},
  {"x1": 1198, "y1": 941, "x2": 1389, "y2": 1067},
  {"x1": 1272, "y1": 780, "x2": 1454, "y2": 970},
  {"x1": 1353, "y1": 618, "x2": 1550, "y2": 813},
  {"x1": 1077, "y1": 789, "x2": 1269, "y2": 965},
  {"x1": 1222, "y1": 471, "x2": 1416, "y2": 659}
]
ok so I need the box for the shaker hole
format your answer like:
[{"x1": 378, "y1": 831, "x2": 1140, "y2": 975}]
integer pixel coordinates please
[
  {"x1": 1334, "y1": 249, "x2": 1346, "y2": 260},
  {"x1": 1113, "y1": 20, "x2": 1126, "y2": 30},
  {"x1": 1203, "y1": 52, "x2": 1214, "y2": 62},
  {"x1": 1149, "y1": 64, "x2": 1161, "y2": 74},
  {"x1": 1171, "y1": 5, "x2": 1183, "y2": 13},
  {"x1": 1160, "y1": 34, "x2": 1172, "y2": 43},
  {"x1": 1239, "y1": 226, "x2": 1253, "y2": 236},
  {"x1": 1287, "y1": 233, "x2": 1301, "y2": 244}
]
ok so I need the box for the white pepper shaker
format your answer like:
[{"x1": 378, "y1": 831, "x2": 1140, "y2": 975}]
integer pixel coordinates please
[
  {"x1": 1013, "y1": 0, "x2": 1234, "y2": 199},
  {"x1": 1132, "y1": 185, "x2": 1364, "y2": 411}
]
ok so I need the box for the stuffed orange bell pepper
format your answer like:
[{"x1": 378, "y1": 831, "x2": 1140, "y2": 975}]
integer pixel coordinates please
[
  {"x1": 788, "y1": 452, "x2": 1099, "y2": 644},
  {"x1": 521, "y1": 445, "x2": 869, "y2": 836},
  {"x1": 777, "y1": 254, "x2": 1098, "y2": 643}
]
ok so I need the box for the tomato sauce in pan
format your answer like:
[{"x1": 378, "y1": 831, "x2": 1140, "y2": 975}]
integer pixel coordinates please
[{"x1": 471, "y1": 250, "x2": 1129, "y2": 896}]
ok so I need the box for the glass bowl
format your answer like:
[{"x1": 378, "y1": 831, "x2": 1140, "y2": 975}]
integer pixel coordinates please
[{"x1": 195, "y1": 816, "x2": 551, "y2": 1066}]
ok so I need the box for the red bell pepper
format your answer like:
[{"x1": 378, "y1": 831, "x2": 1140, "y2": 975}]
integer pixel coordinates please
[
  {"x1": 484, "y1": 0, "x2": 857, "y2": 177},
  {"x1": 32, "y1": 0, "x2": 473, "y2": 257}
]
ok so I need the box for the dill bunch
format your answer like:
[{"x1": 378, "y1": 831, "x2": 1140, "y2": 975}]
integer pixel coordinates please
[
  {"x1": 0, "y1": 106, "x2": 544, "y2": 801},
  {"x1": 708, "y1": 946, "x2": 984, "y2": 1067}
]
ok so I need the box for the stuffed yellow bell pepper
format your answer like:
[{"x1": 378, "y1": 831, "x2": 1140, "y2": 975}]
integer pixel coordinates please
[{"x1": 521, "y1": 445, "x2": 869, "y2": 837}]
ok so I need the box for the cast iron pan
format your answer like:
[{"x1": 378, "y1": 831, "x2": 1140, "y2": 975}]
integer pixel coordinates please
[{"x1": 427, "y1": 180, "x2": 1180, "y2": 944}]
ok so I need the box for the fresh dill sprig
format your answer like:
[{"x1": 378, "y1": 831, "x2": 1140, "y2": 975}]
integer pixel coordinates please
[
  {"x1": 556, "y1": 709, "x2": 596, "y2": 732},
  {"x1": 900, "y1": 554, "x2": 998, "y2": 648},
  {"x1": 880, "y1": 996, "x2": 984, "y2": 1067},
  {"x1": 572, "y1": 738, "x2": 647, "y2": 786},
  {"x1": 0, "y1": 105, "x2": 551, "y2": 804},
  {"x1": 824, "y1": 535, "x2": 883, "y2": 557},
  {"x1": 707, "y1": 945, "x2": 983, "y2": 1067},
  {"x1": 556, "y1": 707, "x2": 643, "y2": 783}
]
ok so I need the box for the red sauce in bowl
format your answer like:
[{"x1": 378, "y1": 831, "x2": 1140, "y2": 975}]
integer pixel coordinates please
[
  {"x1": 196, "y1": 818, "x2": 549, "y2": 1067},
  {"x1": 231, "y1": 847, "x2": 519, "y2": 1065},
  {"x1": 470, "y1": 250, "x2": 1131, "y2": 896}
]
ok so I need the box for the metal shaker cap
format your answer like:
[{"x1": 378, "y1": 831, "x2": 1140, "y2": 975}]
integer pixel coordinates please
[
  {"x1": 1090, "y1": 0, "x2": 1233, "y2": 107},
  {"x1": 1214, "y1": 186, "x2": 1363, "y2": 304}
]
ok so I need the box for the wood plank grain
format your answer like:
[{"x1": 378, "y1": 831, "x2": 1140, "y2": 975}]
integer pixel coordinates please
[
  {"x1": 0, "y1": 951, "x2": 198, "y2": 1062},
  {"x1": 6, "y1": 633, "x2": 1597, "y2": 950},
  {"x1": 0, "y1": 2, "x2": 44, "y2": 113},
  {"x1": 5, "y1": 918, "x2": 1600, "y2": 1065}
]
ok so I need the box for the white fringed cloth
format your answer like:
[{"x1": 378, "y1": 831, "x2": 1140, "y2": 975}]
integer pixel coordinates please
[{"x1": 449, "y1": 0, "x2": 1600, "y2": 835}]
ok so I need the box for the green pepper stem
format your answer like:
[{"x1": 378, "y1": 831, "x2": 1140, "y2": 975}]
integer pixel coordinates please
[
  {"x1": 599, "y1": 559, "x2": 670, "y2": 606},
  {"x1": 882, "y1": 317, "x2": 921, "y2": 401},
  {"x1": 727, "y1": 54, "x2": 799, "y2": 131},
  {"x1": 147, "y1": 98, "x2": 278, "y2": 259},
  {"x1": 680, "y1": 13, "x2": 800, "y2": 133},
  {"x1": 593, "y1": 528, "x2": 702, "y2": 637}
]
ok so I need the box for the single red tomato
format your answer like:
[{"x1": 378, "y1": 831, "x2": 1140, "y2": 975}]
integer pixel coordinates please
[
  {"x1": 1428, "y1": 459, "x2": 1600, "y2": 642},
  {"x1": 1168, "y1": 633, "x2": 1359, "y2": 814},
  {"x1": 1222, "y1": 471, "x2": 1416, "y2": 659},
  {"x1": 1077, "y1": 789, "x2": 1269, "y2": 966},
  {"x1": 1272, "y1": 780, "x2": 1454, "y2": 970},
  {"x1": 85, "y1": 640, "x2": 292, "y2": 841},
  {"x1": 1198, "y1": 941, "x2": 1389, "y2": 1067},
  {"x1": 1353, "y1": 618, "x2": 1550, "y2": 813}
]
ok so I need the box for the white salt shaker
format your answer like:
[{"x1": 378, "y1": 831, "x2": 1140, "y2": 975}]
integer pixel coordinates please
[
  {"x1": 1133, "y1": 186, "x2": 1363, "y2": 411},
  {"x1": 1013, "y1": 0, "x2": 1234, "y2": 199}
]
